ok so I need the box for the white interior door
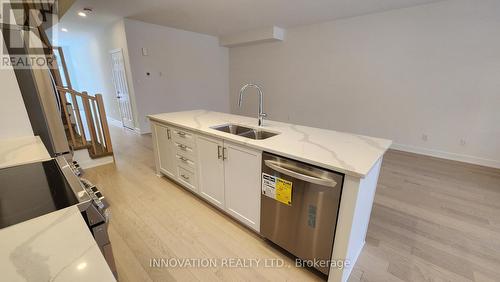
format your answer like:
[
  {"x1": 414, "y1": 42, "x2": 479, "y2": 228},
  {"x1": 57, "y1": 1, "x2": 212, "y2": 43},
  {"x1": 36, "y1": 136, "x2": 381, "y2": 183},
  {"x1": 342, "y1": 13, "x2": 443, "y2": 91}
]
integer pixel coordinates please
[{"x1": 110, "y1": 49, "x2": 134, "y2": 129}]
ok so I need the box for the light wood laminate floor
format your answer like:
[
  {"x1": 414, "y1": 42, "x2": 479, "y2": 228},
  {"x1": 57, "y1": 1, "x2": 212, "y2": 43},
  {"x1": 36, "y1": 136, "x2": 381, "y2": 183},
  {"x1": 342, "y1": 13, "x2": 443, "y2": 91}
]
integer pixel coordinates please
[{"x1": 85, "y1": 125, "x2": 500, "y2": 282}]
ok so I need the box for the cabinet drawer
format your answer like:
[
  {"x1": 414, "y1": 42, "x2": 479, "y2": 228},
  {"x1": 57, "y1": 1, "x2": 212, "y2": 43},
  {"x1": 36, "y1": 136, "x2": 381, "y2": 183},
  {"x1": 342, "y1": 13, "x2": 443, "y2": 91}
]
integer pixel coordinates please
[
  {"x1": 177, "y1": 166, "x2": 197, "y2": 191},
  {"x1": 175, "y1": 153, "x2": 196, "y2": 171},
  {"x1": 172, "y1": 128, "x2": 195, "y2": 147},
  {"x1": 173, "y1": 141, "x2": 196, "y2": 157}
]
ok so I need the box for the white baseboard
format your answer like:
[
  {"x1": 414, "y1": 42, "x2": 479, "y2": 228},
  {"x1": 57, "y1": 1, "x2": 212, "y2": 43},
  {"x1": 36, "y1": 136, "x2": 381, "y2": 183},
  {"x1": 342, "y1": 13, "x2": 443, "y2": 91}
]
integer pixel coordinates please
[
  {"x1": 107, "y1": 117, "x2": 122, "y2": 128},
  {"x1": 107, "y1": 117, "x2": 143, "y2": 134},
  {"x1": 391, "y1": 143, "x2": 500, "y2": 169}
]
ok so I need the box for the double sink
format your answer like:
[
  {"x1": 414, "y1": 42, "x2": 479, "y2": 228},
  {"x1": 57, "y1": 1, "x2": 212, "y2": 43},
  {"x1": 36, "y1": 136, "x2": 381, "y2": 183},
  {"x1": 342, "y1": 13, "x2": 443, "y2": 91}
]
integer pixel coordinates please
[{"x1": 211, "y1": 124, "x2": 279, "y2": 140}]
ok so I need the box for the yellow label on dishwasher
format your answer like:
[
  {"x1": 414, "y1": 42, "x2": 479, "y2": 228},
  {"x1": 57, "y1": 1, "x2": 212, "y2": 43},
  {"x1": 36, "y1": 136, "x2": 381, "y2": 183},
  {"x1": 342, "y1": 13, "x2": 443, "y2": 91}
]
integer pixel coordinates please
[{"x1": 276, "y1": 178, "x2": 293, "y2": 206}]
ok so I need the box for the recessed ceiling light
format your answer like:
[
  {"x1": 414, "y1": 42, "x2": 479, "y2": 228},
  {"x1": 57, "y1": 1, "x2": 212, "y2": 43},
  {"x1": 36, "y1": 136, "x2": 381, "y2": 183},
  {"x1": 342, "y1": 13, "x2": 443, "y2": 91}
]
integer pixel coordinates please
[
  {"x1": 61, "y1": 28, "x2": 68, "y2": 32},
  {"x1": 76, "y1": 262, "x2": 87, "y2": 270},
  {"x1": 78, "y1": 8, "x2": 93, "y2": 17}
]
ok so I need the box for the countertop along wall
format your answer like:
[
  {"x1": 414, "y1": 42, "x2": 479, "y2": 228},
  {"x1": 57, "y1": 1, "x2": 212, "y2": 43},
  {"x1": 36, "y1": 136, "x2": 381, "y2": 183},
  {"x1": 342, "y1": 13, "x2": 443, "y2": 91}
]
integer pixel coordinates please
[
  {"x1": 123, "y1": 19, "x2": 230, "y2": 134},
  {"x1": 229, "y1": 0, "x2": 500, "y2": 168}
]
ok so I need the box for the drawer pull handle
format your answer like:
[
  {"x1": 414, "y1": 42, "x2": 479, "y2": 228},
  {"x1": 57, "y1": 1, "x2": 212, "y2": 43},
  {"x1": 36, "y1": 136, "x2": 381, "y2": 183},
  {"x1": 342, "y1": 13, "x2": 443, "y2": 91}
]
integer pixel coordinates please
[
  {"x1": 181, "y1": 174, "x2": 190, "y2": 180},
  {"x1": 179, "y1": 156, "x2": 188, "y2": 163},
  {"x1": 177, "y1": 132, "x2": 186, "y2": 137},
  {"x1": 179, "y1": 144, "x2": 188, "y2": 151}
]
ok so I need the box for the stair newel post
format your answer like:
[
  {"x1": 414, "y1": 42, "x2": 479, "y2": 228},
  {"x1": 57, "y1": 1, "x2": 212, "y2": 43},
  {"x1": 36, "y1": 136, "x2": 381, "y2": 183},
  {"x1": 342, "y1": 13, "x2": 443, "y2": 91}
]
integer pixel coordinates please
[{"x1": 96, "y1": 94, "x2": 113, "y2": 153}]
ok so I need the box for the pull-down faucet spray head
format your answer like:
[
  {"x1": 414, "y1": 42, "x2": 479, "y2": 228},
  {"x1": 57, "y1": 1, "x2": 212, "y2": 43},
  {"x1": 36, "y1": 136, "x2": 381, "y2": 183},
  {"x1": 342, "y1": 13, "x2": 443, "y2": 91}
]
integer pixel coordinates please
[{"x1": 238, "y1": 83, "x2": 266, "y2": 126}]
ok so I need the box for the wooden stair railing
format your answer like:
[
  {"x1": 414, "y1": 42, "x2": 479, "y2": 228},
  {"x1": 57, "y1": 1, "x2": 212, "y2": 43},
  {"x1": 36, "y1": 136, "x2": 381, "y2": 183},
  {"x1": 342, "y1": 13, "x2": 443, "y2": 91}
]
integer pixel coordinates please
[
  {"x1": 57, "y1": 87, "x2": 113, "y2": 158},
  {"x1": 20, "y1": 5, "x2": 113, "y2": 160}
]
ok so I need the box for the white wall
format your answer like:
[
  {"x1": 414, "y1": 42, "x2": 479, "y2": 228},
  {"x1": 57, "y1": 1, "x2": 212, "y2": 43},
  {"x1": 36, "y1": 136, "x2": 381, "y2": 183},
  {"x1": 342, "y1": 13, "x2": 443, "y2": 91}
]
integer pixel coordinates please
[
  {"x1": 229, "y1": 0, "x2": 500, "y2": 168},
  {"x1": 58, "y1": 18, "x2": 230, "y2": 134},
  {"x1": 0, "y1": 31, "x2": 34, "y2": 139},
  {"x1": 123, "y1": 19, "x2": 230, "y2": 133}
]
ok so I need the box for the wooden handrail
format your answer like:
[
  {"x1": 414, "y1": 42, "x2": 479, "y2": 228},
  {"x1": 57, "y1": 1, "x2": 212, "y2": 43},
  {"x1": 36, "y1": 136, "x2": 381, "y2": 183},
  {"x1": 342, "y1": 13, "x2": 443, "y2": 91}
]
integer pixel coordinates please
[
  {"x1": 57, "y1": 86, "x2": 89, "y2": 98},
  {"x1": 56, "y1": 86, "x2": 113, "y2": 158},
  {"x1": 53, "y1": 47, "x2": 73, "y2": 89}
]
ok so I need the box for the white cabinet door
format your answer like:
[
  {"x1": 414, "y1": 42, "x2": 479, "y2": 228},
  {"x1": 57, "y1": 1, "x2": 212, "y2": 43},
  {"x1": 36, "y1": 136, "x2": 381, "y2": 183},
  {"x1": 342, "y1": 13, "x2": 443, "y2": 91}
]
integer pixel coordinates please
[
  {"x1": 153, "y1": 123, "x2": 175, "y2": 178},
  {"x1": 223, "y1": 141, "x2": 262, "y2": 232},
  {"x1": 196, "y1": 135, "x2": 225, "y2": 209}
]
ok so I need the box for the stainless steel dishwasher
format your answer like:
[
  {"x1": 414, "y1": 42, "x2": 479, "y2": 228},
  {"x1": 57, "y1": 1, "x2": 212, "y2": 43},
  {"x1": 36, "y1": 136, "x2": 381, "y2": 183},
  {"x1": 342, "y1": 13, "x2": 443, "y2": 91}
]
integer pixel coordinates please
[{"x1": 261, "y1": 152, "x2": 343, "y2": 275}]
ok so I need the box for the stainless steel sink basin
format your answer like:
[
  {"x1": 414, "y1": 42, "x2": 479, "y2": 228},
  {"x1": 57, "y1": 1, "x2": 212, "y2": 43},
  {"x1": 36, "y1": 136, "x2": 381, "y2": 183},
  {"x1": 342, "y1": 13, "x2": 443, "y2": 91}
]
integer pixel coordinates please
[{"x1": 211, "y1": 124, "x2": 279, "y2": 140}]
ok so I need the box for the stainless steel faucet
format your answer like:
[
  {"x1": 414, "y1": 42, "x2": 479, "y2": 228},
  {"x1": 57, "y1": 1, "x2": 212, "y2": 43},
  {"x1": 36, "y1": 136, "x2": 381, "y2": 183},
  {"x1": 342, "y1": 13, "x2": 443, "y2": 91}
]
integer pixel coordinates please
[{"x1": 238, "y1": 83, "x2": 267, "y2": 126}]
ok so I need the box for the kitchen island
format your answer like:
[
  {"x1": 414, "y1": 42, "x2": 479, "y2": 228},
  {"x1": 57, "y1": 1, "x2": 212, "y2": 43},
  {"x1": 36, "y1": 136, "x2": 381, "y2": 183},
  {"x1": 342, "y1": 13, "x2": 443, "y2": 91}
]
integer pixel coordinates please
[{"x1": 148, "y1": 110, "x2": 392, "y2": 282}]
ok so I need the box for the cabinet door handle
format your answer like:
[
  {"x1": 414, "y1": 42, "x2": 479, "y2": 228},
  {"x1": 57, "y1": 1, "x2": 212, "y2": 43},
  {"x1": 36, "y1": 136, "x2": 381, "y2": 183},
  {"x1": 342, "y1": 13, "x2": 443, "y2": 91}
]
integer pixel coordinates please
[
  {"x1": 179, "y1": 144, "x2": 187, "y2": 151},
  {"x1": 166, "y1": 129, "x2": 171, "y2": 139},
  {"x1": 222, "y1": 147, "x2": 227, "y2": 160},
  {"x1": 180, "y1": 174, "x2": 190, "y2": 180},
  {"x1": 179, "y1": 156, "x2": 188, "y2": 163},
  {"x1": 177, "y1": 131, "x2": 186, "y2": 137},
  {"x1": 217, "y1": 145, "x2": 222, "y2": 159}
]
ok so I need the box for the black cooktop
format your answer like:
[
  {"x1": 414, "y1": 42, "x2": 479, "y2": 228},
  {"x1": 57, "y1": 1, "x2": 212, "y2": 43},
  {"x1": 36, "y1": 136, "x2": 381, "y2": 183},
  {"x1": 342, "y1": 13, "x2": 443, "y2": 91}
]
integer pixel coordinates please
[{"x1": 0, "y1": 159, "x2": 79, "y2": 229}]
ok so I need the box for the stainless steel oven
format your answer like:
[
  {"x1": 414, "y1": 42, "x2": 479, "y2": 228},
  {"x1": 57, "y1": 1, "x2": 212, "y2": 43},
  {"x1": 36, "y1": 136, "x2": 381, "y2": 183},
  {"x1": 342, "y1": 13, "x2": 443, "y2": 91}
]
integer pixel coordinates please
[
  {"x1": 57, "y1": 157, "x2": 118, "y2": 279},
  {"x1": 261, "y1": 152, "x2": 343, "y2": 275}
]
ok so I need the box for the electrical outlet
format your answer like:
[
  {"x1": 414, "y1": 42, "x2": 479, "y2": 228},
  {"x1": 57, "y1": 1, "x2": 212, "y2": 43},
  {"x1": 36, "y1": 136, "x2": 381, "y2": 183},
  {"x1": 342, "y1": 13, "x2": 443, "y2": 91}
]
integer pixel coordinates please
[{"x1": 422, "y1": 134, "x2": 428, "y2": 141}]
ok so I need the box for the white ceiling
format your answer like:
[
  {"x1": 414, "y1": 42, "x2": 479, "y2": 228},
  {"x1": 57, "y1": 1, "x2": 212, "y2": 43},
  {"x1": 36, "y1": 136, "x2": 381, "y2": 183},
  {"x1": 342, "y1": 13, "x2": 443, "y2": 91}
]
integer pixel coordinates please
[{"x1": 61, "y1": 0, "x2": 445, "y2": 36}]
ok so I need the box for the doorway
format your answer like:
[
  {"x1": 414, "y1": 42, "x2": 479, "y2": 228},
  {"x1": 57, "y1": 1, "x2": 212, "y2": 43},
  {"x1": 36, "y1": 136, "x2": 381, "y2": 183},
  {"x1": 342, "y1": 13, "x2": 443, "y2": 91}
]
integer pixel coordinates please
[{"x1": 110, "y1": 49, "x2": 134, "y2": 130}]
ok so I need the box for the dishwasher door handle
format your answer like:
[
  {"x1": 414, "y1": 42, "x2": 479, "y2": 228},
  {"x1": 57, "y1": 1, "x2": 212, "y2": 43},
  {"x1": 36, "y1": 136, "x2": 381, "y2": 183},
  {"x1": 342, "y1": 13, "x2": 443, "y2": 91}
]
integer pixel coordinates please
[{"x1": 264, "y1": 160, "x2": 337, "y2": 187}]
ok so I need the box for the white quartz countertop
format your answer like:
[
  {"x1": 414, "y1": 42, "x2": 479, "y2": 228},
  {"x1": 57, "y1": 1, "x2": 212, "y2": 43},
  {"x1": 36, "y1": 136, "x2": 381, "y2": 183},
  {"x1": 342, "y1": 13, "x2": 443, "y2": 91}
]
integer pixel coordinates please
[
  {"x1": 148, "y1": 110, "x2": 392, "y2": 178},
  {"x1": 0, "y1": 136, "x2": 51, "y2": 169},
  {"x1": 0, "y1": 205, "x2": 116, "y2": 282}
]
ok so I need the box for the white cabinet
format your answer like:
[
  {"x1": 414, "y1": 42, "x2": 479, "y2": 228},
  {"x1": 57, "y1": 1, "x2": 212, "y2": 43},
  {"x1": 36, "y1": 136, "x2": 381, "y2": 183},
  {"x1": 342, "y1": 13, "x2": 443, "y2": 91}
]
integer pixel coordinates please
[
  {"x1": 196, "y1": 135, "x2": 261, "y2": 232},
  {"x1": 153, "y1": 122, "x2": 262, "y2": 232},
  {"x1": 224, "y1": 142, "x2": 262, "y2": 232},
  {"x1": 152, "y1": 123, "x2": 175, "y2": 178},
  {"x1": 196, "y1": 135, "x2": 225, "y2": 209}
]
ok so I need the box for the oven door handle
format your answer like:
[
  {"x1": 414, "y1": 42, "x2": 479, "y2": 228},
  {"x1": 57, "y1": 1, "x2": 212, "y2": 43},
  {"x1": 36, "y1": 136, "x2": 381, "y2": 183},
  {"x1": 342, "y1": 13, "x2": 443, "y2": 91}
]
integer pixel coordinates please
[{"x1": 264, "y1": 160, "x2": 337, "y2": 187}]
